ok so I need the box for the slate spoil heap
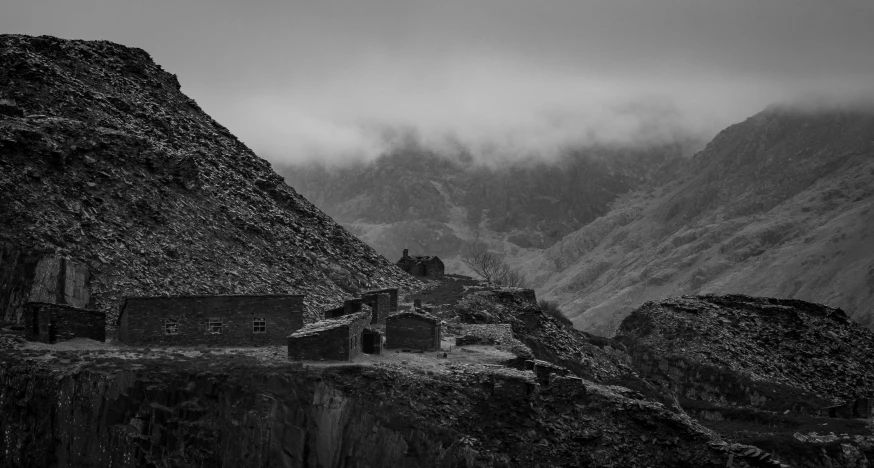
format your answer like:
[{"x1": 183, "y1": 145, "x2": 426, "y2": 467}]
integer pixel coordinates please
[
  {"x1": 615, "y1": 294, "x2": 874, "y2": 467},
  {"x1": 617, "y1": 295, "x2": 874, "y2": 409},
  {"x1": 0, "y1": 34, "x2": 421, "y2": 324}
]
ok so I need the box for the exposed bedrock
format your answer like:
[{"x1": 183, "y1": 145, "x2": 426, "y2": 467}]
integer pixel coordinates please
[
  {"x1": 0, "y1": 242, "x2": 91, "y2": 323},
  {"x1": 0, "y1": 364, "x2": 473, "y2": 468}
]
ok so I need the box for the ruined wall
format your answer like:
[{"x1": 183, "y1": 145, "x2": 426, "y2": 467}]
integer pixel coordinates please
[
  {"x1": 423, "y1": 258, "x2": 445, "y2": 279},
  {"x1": 386, "y1": 315, "x2": 440, "y2": 351},
  {"x1": 365, "y1": 288, "x2": 398, "y2": 313},
  {"x1": 362, "y1": 292, "x2": 390, "y2": 325},
  {"x1": 23, "y1": 302, "x2": 105, "y2": 343},
  {"x1": 118, "y1": 295, "x2": 304, "y2": 346},
  {"x1": 343, "y1": 298, "x2": 363, "y2": 315},
  {"x1": 0, "y1": 244, "x2": 90, "y2": 323}
]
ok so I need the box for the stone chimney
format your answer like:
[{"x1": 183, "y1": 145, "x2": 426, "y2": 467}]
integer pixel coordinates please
[{"x1": 402, "y1": 248, "x2": 409, "y2": 259}]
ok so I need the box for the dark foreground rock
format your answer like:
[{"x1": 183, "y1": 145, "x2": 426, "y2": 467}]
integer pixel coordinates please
[{"x1": 0, "y1": 346, "x2": 741, "y2": 468}]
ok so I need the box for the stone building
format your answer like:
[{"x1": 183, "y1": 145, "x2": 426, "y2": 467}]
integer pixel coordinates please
[
  {"x1": 24, "y1": 302, "x2": 105, "y2": 343},
  {"x1": 117, "y1": 294, "x2": 305, "y2": 346},
  {"x1": 287, "y1": 311, "x2": 372, "y2": 361},
  {"x1": 396, "y1": 249, "x2": 444, "y2": 279},
  {"x1": 324, "y1": 291, "x2": 393, "y2": 324},
  {"x1": 385, "y1": 311, "x2": 441, "y2": 351},
  {"x1": 361, "y1": 288, "x2": 399, "y2": 313}
]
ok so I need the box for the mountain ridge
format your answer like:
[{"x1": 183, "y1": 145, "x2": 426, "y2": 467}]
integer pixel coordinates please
[{"x1": 530, "y1": 106, "x2": 874, "y2": 334}]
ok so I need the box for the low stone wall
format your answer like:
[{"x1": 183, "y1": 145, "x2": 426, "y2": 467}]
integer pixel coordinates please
[{"x1": 24, "y1": 302, "x2": 105, "y2": 343}]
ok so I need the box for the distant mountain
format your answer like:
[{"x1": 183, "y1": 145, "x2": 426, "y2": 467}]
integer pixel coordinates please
[
  {"x1": 0, "y1": 34, "x2": 420, "y2": 324},
  {"x1": 525, "y1": 106, "x2": 874, "y2": 334},
  {"x1": 279, "y1": 143, "x2": 689, "y2": 271}
]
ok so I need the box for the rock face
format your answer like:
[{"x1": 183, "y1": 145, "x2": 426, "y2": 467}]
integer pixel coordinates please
[
  {"x1": 0, "y1": 347, "x2": 744, "y2": 468},
  {"x1": 0, "y1": 34, "x2": 421, "y2": 325},
  {"x1": 530, "y1": 107, "x2": 874, "y2": 334},
  {"x1": 616, "y1": 295, "x2": 874, "y2": 413}
]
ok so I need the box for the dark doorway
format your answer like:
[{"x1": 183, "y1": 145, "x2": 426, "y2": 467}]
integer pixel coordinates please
[
  {"x1": 48, "y1": 320, "x2": 57, "y2": 344},
  {"x1": 32, "y1": 311, "x2": 39, "y2": 336},
  {"x1": 362, "y1": 330, "x2": 381, "y2": 354}
]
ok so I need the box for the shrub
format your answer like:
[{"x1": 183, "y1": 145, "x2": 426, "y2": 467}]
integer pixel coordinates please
[{"x1": 540, "y1": 300, "x2": 572, "y2": 328}]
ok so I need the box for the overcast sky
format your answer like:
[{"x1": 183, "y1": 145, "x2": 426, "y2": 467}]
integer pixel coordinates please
[{"x1": 4, "y1": 0, "x2": 874, "y2": 164}]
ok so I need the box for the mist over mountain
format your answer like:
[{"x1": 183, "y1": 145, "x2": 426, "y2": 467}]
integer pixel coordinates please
[
  {"x1": 528, "y1": 105, "x2": 874, "y2": 334},
  {"x1": 279, "y1": 138, "x2": 693, "y2": 271}
]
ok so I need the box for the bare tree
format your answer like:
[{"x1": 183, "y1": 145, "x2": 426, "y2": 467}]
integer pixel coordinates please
[
  {"x1": 460, "y1": 240, "x2": 504, "y2": 282},
  {"x1": 460, "y1": 238, "x2": 526, "y2": 287},
  {"x1": 494, "y1": 263, "x2": 526, "y2": 288}
]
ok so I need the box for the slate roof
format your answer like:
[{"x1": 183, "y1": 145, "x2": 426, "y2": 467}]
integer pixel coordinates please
[
  {"x1": 288, "y1": 311, "x2": 369, "y2": 338},
  {"x1": 386, "y1": 310, "x2": 439, "y2": 324}
]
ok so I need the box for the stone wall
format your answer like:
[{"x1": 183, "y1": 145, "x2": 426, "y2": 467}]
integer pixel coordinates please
[
  {"x1": 386, "y1": 313, "x2": 440, "y2": 351},
  {"x1": 361, "y1": 292, "x2": 389, "y2": 325},
  {"x1": 118, "y1": 295, "x2": 304, "y2": 346},
  {"x1": 287, "y1": 312, "x2": 370, "y2": 361},
  {"x1": 23, "y1": 302, "x2": 105, "y2": 343},
  {"x1": 0, "y1": 244, "x2": 91, "y2": 324},
  {"x1": 364, "y1": 288, "x2": 398, "y2": 313}
]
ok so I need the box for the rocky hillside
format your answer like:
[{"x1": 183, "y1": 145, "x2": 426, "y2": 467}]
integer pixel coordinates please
[
  {"x1": 526, "y1": 107, "x2": 874, "y2": 334},
  {"x1": 617, "y1": 295, "x2": 874, "y2": 408},
  {"x1": 614, "y1": 295, "x2": 874, "y2": 466},
  {"x1": 280, "y1": 142, "x2": 687, "y2": 270},
  {"x1": 0, "y1": 34, "x2": 420, "y2": 324}
]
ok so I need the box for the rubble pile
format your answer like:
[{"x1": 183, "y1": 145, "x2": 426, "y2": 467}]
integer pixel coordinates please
[
  {"x1": 617, "y1": 295, "x2": 874, "y2": 406},
  {"x1": 0, "y1": 34, "x2": 421, "y2": 323},
  {"x1": 455, "y1": 289, "x2": 632, "y2": 381}
]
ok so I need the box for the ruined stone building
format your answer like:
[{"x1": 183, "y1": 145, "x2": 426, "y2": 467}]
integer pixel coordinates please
[
  {"x1": 287, "y1": 311, "x2": 375, "y2": 361},
  {"x1": 396, "y1": 249, "x2": 444, "y2": 279},
  {"x1": 24, "y1": 302, "x2": 105, "y2": 344},
  {"x1": 361, "y1": 287, "x2": 399, "y2": 313},
  {"x1": 324, "y1": 290, "x2": 395, "y2": 324},
  {"x1": 385, "y1": 311, "x2": 441, "y2": 351},
  {"x1": 116, "y1": 294, "x2": 305, "y2": 346}
]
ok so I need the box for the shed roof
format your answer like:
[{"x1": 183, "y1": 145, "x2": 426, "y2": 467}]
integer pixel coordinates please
[
  {"x1": 288, "y1": 311, "x2": 369, "y2": 338},
  {"x1": 362, "y1": 287, "x2": 398, "y2": 294},
  {"x1": 387, "y1": 310, "x2": 439, "y2": 325}
]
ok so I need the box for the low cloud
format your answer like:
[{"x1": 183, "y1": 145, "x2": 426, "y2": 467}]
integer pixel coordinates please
[
  {"x1": 10, "y1": 0, "x2": 870, "y2": 166},
  {"x1": 218, "y1": 53, "x2": 873, "y2": 165}
]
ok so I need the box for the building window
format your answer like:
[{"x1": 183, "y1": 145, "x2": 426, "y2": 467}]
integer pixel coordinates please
[
  {"x1": 208, "y1": 318, "x2": 223, "y2": 334},
  {"x1": 253, "y1": 318, "x2": 266, "y2": 333},
  {"x1": 164, "y1": 318, "x2": 179, "y2": 335}
]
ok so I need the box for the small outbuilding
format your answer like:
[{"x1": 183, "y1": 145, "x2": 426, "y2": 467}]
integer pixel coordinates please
[
  {"x1": 287, "y1": 311, "x2": 371, "y2": 361},
  {"x1": 396, "y1": 249, "x2": 444, "y2": 279},
  {"x1": 117, "y1": 294, "x2": 305, "y2": 346},
  {"x1": 385, "y1": 311, "x2": 441, "y2": 351},
  {"x1": 24, "y1": 302, "x2": 105, "y2": 343}
]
